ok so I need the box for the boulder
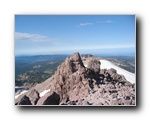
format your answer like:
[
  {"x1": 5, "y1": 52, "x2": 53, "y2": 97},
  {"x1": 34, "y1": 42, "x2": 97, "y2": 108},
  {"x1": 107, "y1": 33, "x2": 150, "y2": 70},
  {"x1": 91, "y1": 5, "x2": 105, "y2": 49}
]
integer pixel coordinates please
[
  {"x1": 15, "y1": 95, "x2": 32, "y2": 105},
  {"x1": 36, "y1": 92, "x2": 60, "y2": 105},
  {"x1": 87, "y1": 58, "x2": 101, "y2": 75},
  {"x1": 108, "y1": 68, "x2": 117, "y2": 75},
  {"x1": 26, "y1": 88, "x2": 40, "y2": 105}
]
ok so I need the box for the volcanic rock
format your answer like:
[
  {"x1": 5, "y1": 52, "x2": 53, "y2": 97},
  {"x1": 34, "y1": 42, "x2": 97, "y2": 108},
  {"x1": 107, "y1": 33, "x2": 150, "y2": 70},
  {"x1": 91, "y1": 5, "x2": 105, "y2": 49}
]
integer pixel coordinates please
[
  {"x1": 15, "y1": 95, "x2": 32, "y2": 105},
  {"x1": 26, "y1": 88, "x2": 40, "y2": 105},
  {"x1": 81, "y1": 54, "x2": 93, "y2": 58},
  {"x1": 15, "y1": 52, "x2": 135, "y2": 106},
  {"x1": 36, "y1": 91, "x2": 60, "y2": 105},
  {"x1": 87, "y1": 58, "x2": 101, "y2": 75}
]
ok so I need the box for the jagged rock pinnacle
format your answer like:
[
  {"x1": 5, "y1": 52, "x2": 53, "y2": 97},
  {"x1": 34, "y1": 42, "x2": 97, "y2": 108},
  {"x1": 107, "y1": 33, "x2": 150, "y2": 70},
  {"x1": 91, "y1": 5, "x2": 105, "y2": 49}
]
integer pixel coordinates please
[
  {"x1": 56, "y1": 52, "x2": 85, "y2": 75},
  {"x1": 71, "y1": 52, "x2": 82, "y2": 62}
]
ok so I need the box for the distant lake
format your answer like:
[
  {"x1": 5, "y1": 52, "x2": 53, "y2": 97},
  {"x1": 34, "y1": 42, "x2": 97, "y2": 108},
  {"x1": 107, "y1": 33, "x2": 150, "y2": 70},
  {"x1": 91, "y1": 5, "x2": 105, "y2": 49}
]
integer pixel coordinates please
[{"x1": 15, "y1": 87, "x2": 25, "y2": 92}]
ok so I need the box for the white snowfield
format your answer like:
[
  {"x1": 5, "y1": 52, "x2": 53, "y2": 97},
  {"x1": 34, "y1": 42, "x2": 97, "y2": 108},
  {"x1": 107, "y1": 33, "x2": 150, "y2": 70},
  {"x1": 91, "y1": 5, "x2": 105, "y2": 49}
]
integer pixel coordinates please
[
  {"x1": 39, "y1": 89, "x2": 50, "y2": 97},
  {"x1": 100, "y1": 60, "x2": 135, "y2": 84},
  {"x1": 15, "y1": 90, "x2": 28, "y2": 99},
  {"x1": 15, "y1": 89, "x2": 50, "y2": 99}
]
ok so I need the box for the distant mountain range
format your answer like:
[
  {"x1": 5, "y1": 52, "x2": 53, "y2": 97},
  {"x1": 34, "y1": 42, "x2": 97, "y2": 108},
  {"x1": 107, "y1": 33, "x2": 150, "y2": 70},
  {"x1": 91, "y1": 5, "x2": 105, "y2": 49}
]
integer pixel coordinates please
[
  {"x1": 15, "y1": 55, "x2": 69, "y2": 64},
  {"x1": 15, "y1": 55, "x2": 68, "y2": 87}
]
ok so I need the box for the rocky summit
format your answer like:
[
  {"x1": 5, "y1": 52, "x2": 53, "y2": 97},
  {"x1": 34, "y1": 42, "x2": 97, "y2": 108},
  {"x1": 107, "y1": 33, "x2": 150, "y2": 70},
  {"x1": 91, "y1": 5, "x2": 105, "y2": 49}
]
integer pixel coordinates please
[{"x1": 15, "y1": 52, "x2": 135, "y2": 105}]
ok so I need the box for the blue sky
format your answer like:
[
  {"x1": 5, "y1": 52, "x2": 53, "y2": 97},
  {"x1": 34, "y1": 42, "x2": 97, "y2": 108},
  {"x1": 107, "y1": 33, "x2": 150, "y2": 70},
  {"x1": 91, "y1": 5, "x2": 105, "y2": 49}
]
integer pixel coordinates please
[{"x1": 15, "y1": 15, "x2": 135, "y2": 56}]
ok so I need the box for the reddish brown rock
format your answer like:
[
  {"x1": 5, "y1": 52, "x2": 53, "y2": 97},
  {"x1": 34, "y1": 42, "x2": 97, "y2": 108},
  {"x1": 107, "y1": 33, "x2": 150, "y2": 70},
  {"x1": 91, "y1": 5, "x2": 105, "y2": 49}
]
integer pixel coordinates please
[
  {"x1": 87, "y1": 58, "x2": 101, "y2": 75},
  {"x1": 21, "y1": 52, "x2": 135, "y2": 106}
]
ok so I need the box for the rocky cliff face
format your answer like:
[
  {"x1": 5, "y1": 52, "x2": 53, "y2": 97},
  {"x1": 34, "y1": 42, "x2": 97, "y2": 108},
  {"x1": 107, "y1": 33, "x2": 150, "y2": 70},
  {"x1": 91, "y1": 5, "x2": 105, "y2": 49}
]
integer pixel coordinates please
[
  {"x1": 15, "y1": 52, "x2": 135, "y2": 105},
  {"x1": 80, "y1": 54, "x2": 93, "y2": 58}
]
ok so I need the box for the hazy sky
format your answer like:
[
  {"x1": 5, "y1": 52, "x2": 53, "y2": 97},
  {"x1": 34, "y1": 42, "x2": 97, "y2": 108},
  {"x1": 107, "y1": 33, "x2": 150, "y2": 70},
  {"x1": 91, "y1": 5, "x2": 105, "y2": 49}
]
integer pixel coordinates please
[{"x1": 15, "y1": 15, "x2": 135, "y2": 56}]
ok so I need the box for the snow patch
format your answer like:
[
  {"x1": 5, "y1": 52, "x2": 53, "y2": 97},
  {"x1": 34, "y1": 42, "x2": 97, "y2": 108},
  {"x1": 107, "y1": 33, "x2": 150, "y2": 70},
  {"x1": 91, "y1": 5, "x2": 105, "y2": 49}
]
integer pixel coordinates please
[
  {"x1": 84, "y1": 59, "x2": 135, "y2": 84},
  {"x1": 15, "y1": 90, "x2": 28, "y2": 99},
  {"x1": 15, "y1": 89, "x2": 51, "y2": 99},
  {"x1": 100, "y1": 60, "x2": 135, "y2": 84},
  {"x1": 39, "y1": 89, "x2": 50, "y2": 97}
]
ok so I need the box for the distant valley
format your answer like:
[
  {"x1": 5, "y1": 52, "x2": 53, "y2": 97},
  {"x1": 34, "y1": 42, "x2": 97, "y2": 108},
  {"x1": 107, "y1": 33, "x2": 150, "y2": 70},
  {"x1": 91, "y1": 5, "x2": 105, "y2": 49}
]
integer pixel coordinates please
[
  {"x1": 105, "y1": 58, "x2": 135, "y2": 73},
  {"x1": 15, "y1": 55, "x2": 69, "y2": 87}
]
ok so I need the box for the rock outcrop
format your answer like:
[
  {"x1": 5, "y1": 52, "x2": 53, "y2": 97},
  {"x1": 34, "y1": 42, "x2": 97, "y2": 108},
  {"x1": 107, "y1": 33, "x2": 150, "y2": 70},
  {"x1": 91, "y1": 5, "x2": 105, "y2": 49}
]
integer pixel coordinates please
[
  {"x1": 26, "y1": 88, "x2": 40, "y2": 105},
  {"x1": 15, "y1": 95, "x2": 32, "y2": 105},
  {"x1": 80, "y1": 54, "x2": 93, "y2": 58},
  {"x1": 87, "y1": 58, "x2": 101, "y2": 75},
  {"x1": 37, "y1": 92, "x2": 60, "y2": 105},
  {"x1": 15, "y1": 52, "x2": 135, "y2": 105},
  {"x1": 15, "y1": 88, "x2": 40, "y2": 105}
]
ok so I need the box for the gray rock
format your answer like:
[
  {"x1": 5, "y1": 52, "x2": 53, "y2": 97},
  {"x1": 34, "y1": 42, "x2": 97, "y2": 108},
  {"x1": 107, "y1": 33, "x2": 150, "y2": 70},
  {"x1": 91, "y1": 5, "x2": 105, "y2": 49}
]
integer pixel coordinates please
[
  {"x1": 87, "y1": 58, "x2": 101, "y2": 75},
  {"x1": 26, "y1": 88, "x2": 40, "y2": 105},
  {"x1": 36, "y1": 92, "x2": 60, "y2": 105},
  {"x1": 15, "y1": 95, "x2": 32, "y2": 105}
]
